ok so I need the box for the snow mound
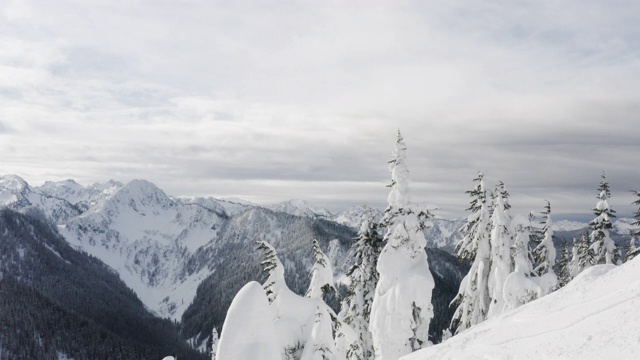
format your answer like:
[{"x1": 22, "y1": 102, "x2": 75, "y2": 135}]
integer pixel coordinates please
[
  {"x1": 403, "y1": 257, "x2": 640, "y2": 360},
  {"x1": 217, "y1": 282, "x2": 281, "y2": 360}
]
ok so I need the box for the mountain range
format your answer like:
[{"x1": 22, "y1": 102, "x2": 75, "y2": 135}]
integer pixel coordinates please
[{"x1": 1, "y1": 174, "x2": 638, "y2": 357}]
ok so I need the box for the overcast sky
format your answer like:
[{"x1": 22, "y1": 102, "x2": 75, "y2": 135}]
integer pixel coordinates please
[{"x1": 1, "y1": 0, "x2": 639, "y2": 220}]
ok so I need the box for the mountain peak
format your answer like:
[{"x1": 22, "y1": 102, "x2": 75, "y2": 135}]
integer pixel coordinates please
[
  {"x1": 267, "y1": 199, "x2": 333, "y2": 218},
  {"x1": 0, "y1": 174, "x2": 30, "y2": 191}
]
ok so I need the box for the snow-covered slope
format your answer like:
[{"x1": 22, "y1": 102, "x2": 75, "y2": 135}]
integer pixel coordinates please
[
  {"x1": 552, "y1": 219, "x2": 588, "y2": 232},
  {"x1": 58, "y1": 179, "x2": 227, "y2": 319},
  {"x1": 333, "y1": 205, "x2": 383, "y2": 228},
  {"x1": 37, "y1": 179, "x2": 123, "y2": 212},
  {"x1": 180, "y1": 196, "x2": 250, "y2": 217},
  {"x1": 403, "y1": 258, "x2": 640, "y2": 360},
  {"x1": 0, "y1": 175, "x2": 82, "y2": 223},
  {"x1": 267, "y1": 199, "x2": 333, "y2": 218}
]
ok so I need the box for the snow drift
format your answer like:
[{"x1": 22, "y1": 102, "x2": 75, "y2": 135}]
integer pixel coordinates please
[{"x1": 403, "y1": 257, "x2": 640, "y2": 360}]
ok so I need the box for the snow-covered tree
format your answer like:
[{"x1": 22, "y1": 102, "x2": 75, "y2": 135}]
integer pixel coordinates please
[
  {"x1": 450, "y1": 173, "x2": 492, "y2": 334},
  {"x1": 301, "y1": 307, "x2": 338, "y2": 360},
  {"x1": 534, "y1": 201, "x2": 556, "y2": 277},
  {"x1": 568, "y1": 232, "x2": 593, "y2": 278},
  {"x1": 216, "y1": 282, "x2": 281, "y2": 360},
  {"x1": 487, "y1": 182, "x2": 513, "y2": 318},
  {"x1": 306, "y1": 239, "x2": 337, "y2": 300},
  {"x1": 589, "y1": 172, "x2": 617, "y2": 265},
  {"x1": 370, "y1": 131, "x2": 435, "y2": 360},
  {"x1": 628, "y1": 191, "x2": 640, "y2": 261},
  {"x1": 555, "y1": 242, "x2": 572, "y2": 287},
  {"x1": 257, "y1": 241, "x2": 287, "y2": 303},
  {"x1": 211, "y1": 327, "x2": 219, "y2": 360},
  {"x1": 336, "y1": 209, "x2": 383, "y2": 360},
  {"x1": 624, "y1": 235, "x2": 639, "y2": 262},
  {"x1": 502, "y1": 219, "x2": 536, "y2": 312},
  {"x1": 255, "y1": 240, "x2": 339, "y2": 358}
]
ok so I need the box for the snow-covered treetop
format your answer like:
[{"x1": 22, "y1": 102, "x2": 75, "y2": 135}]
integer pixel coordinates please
[
  {"x1": 455, "y1": 172, "x2": 491, "y2": 261},
  {"x1": 257, "y1": 241, "x2": 287, "y2": 303},
  {"x1": 306, "y1": 239, "x2": 336, "y2": 300},
  {"x1": 386, "y1": 130, "x2": 410, "y2": 209},
  {"x1": 589, "y1": 172, "x2": 616, "y2": 231},
  {"x1": 534, "y1": 201, "x2": 556, "y2": 276},
  {"x1": 632, "y1": 190, "x2": 640, "y2": 236}
]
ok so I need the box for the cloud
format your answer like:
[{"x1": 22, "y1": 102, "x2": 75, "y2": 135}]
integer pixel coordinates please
[{"x1": 1, "y1": 0, "x2": 640, "y2": 218}]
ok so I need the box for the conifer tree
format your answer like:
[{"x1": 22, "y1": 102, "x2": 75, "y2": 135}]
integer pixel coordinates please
[
  {"x1": 568, "y1": 232, "x2": 593, "y2": 278},
  {"x1": 534, "y1": 201, "x2": 556, "y2": 277},
  {"x1": 624, "y1": 235, "x2": 639, "y2": 262},
  {"x1": 555, "y1": 242, "x2": 572, "y2": 287},
  {"x1": 487, "y1": 182, "x2": 514, "y2": 318},
  {"x1": 628, "y1": 191, "x2": 640, "y2": 261},
  {"x1": 306, "y1": 239, "x2": 337, "y2": 300},
  {"x1": 211, "y1": 327, "x2": 219, "y2": 360},
  {"x1": 336, "y1": 209, "x2": 383, "y2": 360},
  {"x1": 370, "y1": 131, "x2": 435, "y2": 360},
  {"x1": 589, "y1": 172, "x2": 617, "y2": 264},
  {"x1": 501, "y1": 219, "x2": 538, "y2": 312},
  {"x1": 301, "y1": 307, "x2": 338, "y2": 360},
  {"x1": 450, "y1": 173, "x2": 492, "y2": 334},
  {"x1": 257, "y1": 241, "x2": 287, "y2": 303}
]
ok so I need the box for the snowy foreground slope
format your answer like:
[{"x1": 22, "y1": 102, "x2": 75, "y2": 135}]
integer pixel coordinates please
[{"x1": 403, "y1": 257, "x2": 640, "y2": 360}]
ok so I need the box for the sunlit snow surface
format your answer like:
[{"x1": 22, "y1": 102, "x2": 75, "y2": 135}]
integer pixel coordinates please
[{"x1": 403, "y1": 257, "x2": 640, "y2": 360}]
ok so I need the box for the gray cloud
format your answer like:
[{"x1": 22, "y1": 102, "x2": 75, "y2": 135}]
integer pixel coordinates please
[{"x1": 1, "y1": 0, "x2": 640, "y2": 219}]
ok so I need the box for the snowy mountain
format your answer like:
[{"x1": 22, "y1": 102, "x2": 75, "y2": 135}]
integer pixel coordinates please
[
  {"x1": 552, "y1": 219, "x2": 588, "y2": 232},
  {"x1": 333, "y1": 205, "x2": 383, "y2": 228},
  {"x1": 403, "y1": 257, "x2": 640, "y2": 360},
  {"x1": 0, "y1": 208, "x2": 206, "y2": 360},
  {"x1": 58, "y1": 179, "x2": 228, "y2": 320},
  {"x1": 0, "y1": 175, "x2": 82, "y2": 224},
  {"x1": 37, "y1": 178, "x2": 123, "y2": 212},
  {"x1": 333, "y1": 205, "x2": 465, "y2": 252},
  {"x1": 267, "y1": 199, "x2": 333, "y2": 218},
  {"x1": 0, "y1": 174, "x2": 473, "y2": 353},
  {"x1": 424, "y1": 217, "x2": 466, "y2": 252},
  {"x1": 181, "y1": 196, "x2": 251, "y2": 217}
]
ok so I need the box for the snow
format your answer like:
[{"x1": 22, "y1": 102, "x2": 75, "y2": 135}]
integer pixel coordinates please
[
  {"x1": 57, "y1": 179, "x2": 226, "y2": 319},
  {"x1": 552, "y1": 220, "x2": 588, "y2": 232},
  {"x1": 267, "y1": 199, "x2": 333, "y2": 218},
  {"x1": 306, "y1": 240, "x2": 336, "y2": 299},
  {"x1": 217, "y1": 282, "x2": 281, "y2": 360},
  {"x1": 403, "y1": 257, "x2": 640, "y2": 360},
  {"x1": 370, "y1": 132, "x2": 434, "y2": 359},
  {"x1": 57, "y1": 352, "x2": 74, "y2": 360}
]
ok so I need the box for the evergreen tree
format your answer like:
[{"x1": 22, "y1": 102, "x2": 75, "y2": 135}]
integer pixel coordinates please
[
  {"x1": 256, "y1": 241, "x2": 287, "y2": 303},
  {"x1": 301, "y1": 307, "x2": 338, "y2": 360},
  {"x1": 534, "y1": 201, "x2": 556, "y2": 277},
  {"x1": 628, "y1": 191, "x2": 640, "y2": 261},
  {"x1": 336, "y1": 209, "x2": 383, "y2": 360},
  {"x1": 450, "y1": 172, "x2": 492, "y2": 334},
  {"x1": 487, "y1": 182, "x2": 514, "y2": 318},
  {"x1": 568, "y1": 232, "x2": 593, "y2": 278},
  {"x1": 555, "y1": 242, "x2": 572, "y2": 287},
  {"x1": 501, "y1": 220, "x2": 538, "y2": 312},
  {"x1": 588, "y1": 172, "x2": 617, "y2": 265},
  {"x1": 211, "y1": 327, "x2": 219, "y2": 360},
  {"x1": 370, "y1": 131, "x2": 435, "y2": 360},
  {"x1": 624, "y1": 235, "x2": 639, "y2": 262},
  {"x1": 306, "y1": 239, "x2": 337, "y2": 300}
]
